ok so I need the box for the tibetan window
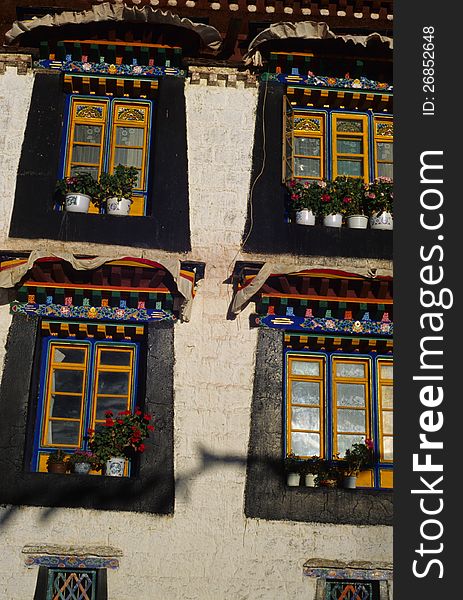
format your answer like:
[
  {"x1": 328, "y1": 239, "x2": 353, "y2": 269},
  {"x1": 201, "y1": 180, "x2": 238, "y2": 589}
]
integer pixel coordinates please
[
  {"x1": 285, "y1": 351, "x2": 393, "y2": 489},
  {"x1": 31, "y1": 330, "x2": 140, "y2": 473},
  {"x1": 62, "y1": 96, "x2": 152, "y2": 216},
  {"x1": 283, "y1": 99, "x2": 393, "y2": 184},
  {"x1": 325, "y1": 579, "x2": 380, "y2": 600}
]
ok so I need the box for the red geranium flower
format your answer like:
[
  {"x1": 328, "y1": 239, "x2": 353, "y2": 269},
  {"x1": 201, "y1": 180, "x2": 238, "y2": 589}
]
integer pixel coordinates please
[
  {"x1": 147, "y1": 425, "x2": 155, "y2": 431},
  {"x1": 138, "y1": 444, "x2": 145, "y2": 453},
  {"x1": 104, "y1": 410, "x2": 113, "y2": 417},
  {"x1": 143, "y1": 414, "x2": 151, "y2": 421}
]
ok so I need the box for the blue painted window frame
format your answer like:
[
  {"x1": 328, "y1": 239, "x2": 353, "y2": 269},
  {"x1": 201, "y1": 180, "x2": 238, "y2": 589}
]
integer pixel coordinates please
[
  {"x1": 31, "y1": 334, "x2": 140, "y2": 472},
  {"x1": 58, "y1": 94, "x2": 154, "y2": 215},
  {"x1": 284, "y1": 348, "x2": 393, "y2": 489}
]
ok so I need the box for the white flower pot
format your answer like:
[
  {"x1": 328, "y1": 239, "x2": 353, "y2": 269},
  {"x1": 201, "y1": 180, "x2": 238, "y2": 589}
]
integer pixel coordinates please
[
  {"x1": 106, "y1": 457, "x2": 126, "y2": 477},
  {"x1": 370, "y1": 211, "x2": 393, "y2": 230},
  {"x1": 295, "y1": 209, "x2": 315, "y2": 226},
  {"x1": 347, "y1": 215, "x2": 368, "y2": 229},
  {"x1": 65, "y1": 193, "x2": 91, "y2": 213},
  {"x1": 343, "y1": 475, "x2": 357, "y2": 489},
  {"x1": 304, "y1": 473, "x2": 316, "y2": 487},
  {"x1": 106, "y1": 197, "x2": 132, "y2": 216},
  {"x1": 74, "y1": 462, "x2": 91, "y2": 475},
  {"x1": 323, "y1": 213, "x2": 343, "y2": 228},
  {"x1": 286, "y1": 472, "x2": 300, "y2": 487}
]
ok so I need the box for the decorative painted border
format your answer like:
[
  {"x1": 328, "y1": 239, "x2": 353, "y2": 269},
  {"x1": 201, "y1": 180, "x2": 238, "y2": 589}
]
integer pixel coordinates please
[
  {"x1": 35, "y1": 59, "x2": 185, "y2": 78},
  {"x1": 262, "y1": 72, "x2": 393, "y2": 92},
  {"x1": 304, "y1": 566, "x2": 392, "y2": 580},
  {"x1": 10, "y1": 302, "x2": 175, "y2": 323},
  {"x1": 256, "y1": 314, "x2": 393, "y2": 336},
  {"x1": 25, "y1": 555, "x2": 119, "y2": 570}
]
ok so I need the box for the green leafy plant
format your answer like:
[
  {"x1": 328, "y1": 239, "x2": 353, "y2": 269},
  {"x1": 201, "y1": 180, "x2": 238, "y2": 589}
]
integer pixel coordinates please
[
  {"x1": 318, "y1": 176, "x2": 366, "y2": 217},
  {"x1": 88, "y1": 407, "x2": 155, "y2": 464},
  {"x1": 283, "y1": 451, "x2": 301, "y2": 474},
  {"x1": 286, "y1": 179, "x2": 326, "y2": 213},
  {"x1": 56, "y1": 172, "x2": 99, "y2": 203},
  {"x1": 97, "y1": 165, "x2": 138, "y2": 207},
  {"x1": 364, "y1": 177, "x2": 393, "y2": 215},
  {"x1": 342, "y1": 438, "x2": 374, "y2": 476},
  {"x1": 313, "y1": 459, "x2": 340, "y2": 486},
  {"x1": 66, "y1": 449, "x2": 98, "y2": 467},
  {"x1": 46, "y1": 449, "x2": 68, "y2": 465},
  {"x1": 298, "y1": 455, "x2": 322, "y2": 476}
]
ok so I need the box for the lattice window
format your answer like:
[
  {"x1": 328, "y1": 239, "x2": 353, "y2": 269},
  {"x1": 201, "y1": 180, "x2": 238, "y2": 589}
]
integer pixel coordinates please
[
  {"x1": 62, "y1": 96, "x2": 152, "y2": 216},
  {"x1": 325, "y1": 579, "x2": 380, "y2": 600},
  {"x1": 46, "y1": 569, "x2": 97, "y2": 600},
  {"x1": 373, "y1": 118, "x2": 393, "y2": 180},
  {"x1": 285, "y1": 350, "x2": 393, "y2": 489}
]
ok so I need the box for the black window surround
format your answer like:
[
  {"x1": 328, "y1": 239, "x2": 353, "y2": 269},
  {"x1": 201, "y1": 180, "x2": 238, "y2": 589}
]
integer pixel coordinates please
[
  {"x1": 0, "y1": 314, "x2": 174, "y2": 514},
  {"x1": 9, "y1": 71, "x2": 191, "y2": 251},
  {"x1": 33, "y1": 566, "x2": 108, "y2": 600},
  {"x1": 244, "y1": 328, "x2": 393, "y2": 525},
  {"x1": 243, "y1": 81, "x2": 392, "y2": 260}
]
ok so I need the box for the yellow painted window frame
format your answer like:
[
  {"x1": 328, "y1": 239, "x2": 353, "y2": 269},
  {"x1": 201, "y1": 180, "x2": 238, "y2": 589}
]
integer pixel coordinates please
[
  {"x1": 373, "y1": 116, "x2": 393, "y2": 180},
  {"x1": 90, "y1": 345, "x2": 135, "y2": 431},
  {"x1": 332, "y1": 113, "x2": 369, "y2": 181},
  {"x1": 291, "y1": 111, "x2": 325, "y2": 181},
  {"x1": 286, "y1": 355, "x2": 325, "y2": 459},
  {"x1": 377, "y1": 359, "x2": 393, "y2": 463},
  {"x1": 331, "y1": 357, "x2": 371, "y2": 457},
  {"x1": 65, "y1": 98, "x2": 109, "y2": 181},
  {"x1": 108, "y1": 100, "x2": 151, "y2": 193},
  {"x1": 41, "y1": 342, "x2": 90, "y2": 449}
]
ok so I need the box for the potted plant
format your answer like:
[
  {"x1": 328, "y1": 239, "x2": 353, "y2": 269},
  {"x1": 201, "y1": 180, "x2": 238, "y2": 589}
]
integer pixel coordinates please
[
  {"x1": 334, "y1": 176, "x2": 368, "y2": 229},
  {"x1": 284, "y1": 452, "x2": 301, "y2": 486},
  {"x1": 88, "y1": 407, "x2": 155, "y2": 477},
  {"x1": 314, "y1": 459, "x2": 340, "y2": 487},
  {"x1": 56, "y1": 171, "x2": 99, "y2": 213},
  {"x1": 66, "y1": 449, "x2": 98, "y2": 475},
  {"x1": 341, "y1": 438, "x2": 374, "y2": 488},
  {"x1": 365, "y1": 177, "x2": 393, "y2": 230},
  {"x1": 286, "y1": 179, "x2": 323, "y2": 226},
  {"x1": 299, "y1": 455, "x2": 321, "y2": 487},
  {"x1": 317, "y1": 179, "x2": 346, "y2": 228},
  {"x1": 46, "y1": 449, "x2": 68, "y2": 474},
  {"x1": 98, "y1": 165, "x2": 138, "y2": 216}
]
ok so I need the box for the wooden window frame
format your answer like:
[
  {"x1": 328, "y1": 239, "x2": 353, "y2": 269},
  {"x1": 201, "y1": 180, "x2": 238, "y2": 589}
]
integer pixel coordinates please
[
  {"x1": 63, "y1": 96, "x2": 152, "y2": 216},
  {"x1": 284, "y1": 350, "x2": 393, "y2": 489},
  {"x1": 286, "y1": 355, "x2": 325, "y2": 458},
  {"x1": 332, "y1": 113, "x2": 369, "y2": 181},
  {"x1": 373, "y1": 116, "x2": 394, "y2": 180},
  {"x1": 33, "y1": 335, "x2": 139, "y2": 473},
  {"x1": 377, "y1": 358, "x2": 393, "y2": 463}
]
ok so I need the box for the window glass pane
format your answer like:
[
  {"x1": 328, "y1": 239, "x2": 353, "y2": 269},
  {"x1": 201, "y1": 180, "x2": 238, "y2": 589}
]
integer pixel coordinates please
[
  {"x1": 377, "y1": 141, "x2": 393, "y2": 161},
  {"x1": 114, "y1": 147, "x2": 143, "y2": 168},
  {"x1": 337, "y1": 434, "x2": 365, "y2": 456},
  {"x1": 49, "y1": 394, "x2": 82, "y2": 419},
  {"x1": 335, "y1": 362, "x2": 365, "y2": 378},
  {"x1": 337, "y1": 159, "x2": 363, "y2": 177},
  {"x1": 97, "y1": 371, "x2": 129, "y2": 395},
  {"x1": 337, "y1": 119, "x2": 363, "y2": 132},
  {"x1": 291, "y1": 360, "x2": 320, "y2": 376},
  {"x1": 291, "y1": 381, "x2": 320, "y2": 405},
  {"x1": 74, "y1": 124, "x2": 102, "y2": 144},
  {"x1": 72, "y1": 145, "x2": 101, "y2": 165},
  {"x1": 336, "y1": 383, "x2": 365, "y2": 406},
  {"x1": 294, "y1": 137, "x2": 321, "y2": 156},
  {"x1": 70, "y1": 165, "x2": 99, "y2": 179},
  {"x1": 337, "y1": 139, "x2": 363, "y2": 154},
  {"x1": 294, "y1": 157, "x2": 321, "y2": 177},
  {"x1": 383, "y1": 437, "x2": 393, "y2": 460},
  {"x1": 52, "y1": 370, "x2": 84, "y2": 394},
  {"x1": 380, "y1": 364, "x2": 393, "y2": 380},
  {"x1": 337, "y1": 408, "x2": 366, "y2": 432},
  {"x1": 115, "y1": 126, "x2": 144, "y2": 146},
  {"x1": 48, "y1": 421, "x2": 80, "y2": 445},
  {"x1": 291, "y1": 432, "x2": 320, "y2": 456},
  {"x1": 100, "y1": 350, "x2": 132, "y2": 366},
  {"x1": 381, "y1": 385, "x2": 393, "y2": 408},
  {"x1": 95, "y1": 396, "x2": 129, "y2": 419},
  {"x1": 53, "y1": 347, "x2": 85, "y2": 364},
  {"x1": 291, "y1": 407, "x2": 320, "y2": 430},
  {"x1": 378, "y1": 163, "x2": 393, "y2": 179},
  {"x1": 382, "y1": 411, "x2": 393, "y2": 435}
]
